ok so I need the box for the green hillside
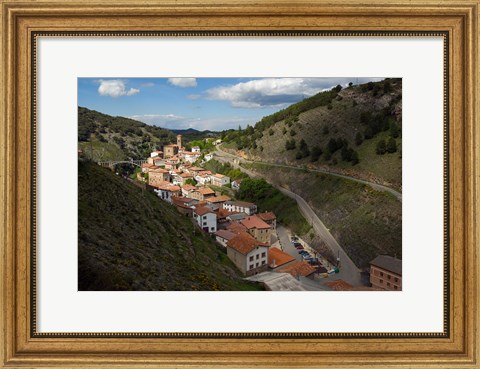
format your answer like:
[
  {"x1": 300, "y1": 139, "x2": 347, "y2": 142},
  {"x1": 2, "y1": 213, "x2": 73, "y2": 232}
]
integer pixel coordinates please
[
  {"x1": 222, "y1": 79, "x2": 402, "y2": 191},
  {"x1": 78, "y1": 106, "x2": 176, "y2": 161},
  {"x1": 78, "y1": 160, "x2": 262, "y2": 291},
  {"x1": 244, "y1": 162, "x2": 402, "y2": 270}
]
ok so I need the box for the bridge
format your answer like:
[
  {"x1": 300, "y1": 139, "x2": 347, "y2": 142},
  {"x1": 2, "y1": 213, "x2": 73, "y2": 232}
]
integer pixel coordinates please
[{"x1": 97, "y1": 159, "x2": 147, "y2": 168}]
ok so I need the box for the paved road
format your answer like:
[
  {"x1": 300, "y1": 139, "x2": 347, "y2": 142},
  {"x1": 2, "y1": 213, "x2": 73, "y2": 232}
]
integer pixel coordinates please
[
  {"x1": 214, "y1": 147, "x2": 362, "y2": 286},
  {"x1": 216, "y1": 145, "x2": 402, "y2": 201},
  {"x1": 276, "y1": 225, "x2": 303, "y2": 261}
]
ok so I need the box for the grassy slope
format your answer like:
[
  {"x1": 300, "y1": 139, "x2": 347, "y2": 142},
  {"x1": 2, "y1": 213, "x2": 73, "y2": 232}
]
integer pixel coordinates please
[
  {"x1": 78, "y1": 106, "x2": 176, "y2": 161},
  {"x1": 78, "y1": 161, "x2": 262, "y2": 291},
  {"x1": 228, "y1": 80, "x2": 402, "y2": 191},
  {"x1": 245, "y1": 163, "x2": 402, "y2": 269}
]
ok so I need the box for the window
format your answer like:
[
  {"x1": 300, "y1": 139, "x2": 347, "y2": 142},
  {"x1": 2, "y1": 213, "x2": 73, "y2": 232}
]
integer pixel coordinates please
[
  {"x1": 203, "y1": 222, "x2": 207, "y2": 226},
  {"x1": 261, "y1": 252, "x2": 266, "y2": 258},
  {"x1": 262, "y1": 260, "x2": 266, "y2": 265},
  {"x1": 249, "y1": 256, "x2": 254, "y2": 262},
  {"x1": 249, "y1": 264, "x2": 254, "y2": 270},
  {"x1": 387, "y1": 275, "x2": 391, "y2": 280},
  {"x1": 380, "y1": 272, "x2": 384, "y2": 277},
  {"x1": 380, "y1": 279, "x2": 383, "y2": 284},
  {"x1": 394, "y1": 286, "x2": 398, "y2": 290},
  {"x1": 256, "y1": 254, "x2": 259, "y2": 260},
  {"x1": 256, "y1": 262, "x2": 259, "y2": 267},
  {"x1": 210, "y1": 227, "x2": 215, "y2": 231},
  {"x1": 394, "y1": 277, "x2": 398, "y2": 282},
  {"x1": 387, "y1": 282, "x2": 391, "y2": 287}
]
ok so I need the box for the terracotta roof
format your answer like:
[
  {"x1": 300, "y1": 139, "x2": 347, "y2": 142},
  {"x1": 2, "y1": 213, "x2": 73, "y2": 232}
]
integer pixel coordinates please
[
  {"x1": 370, "y1": 255, "x2": 402, "y2": 276},
  {"x1": 164, "y1": 144, "x2": 177, "y2": 147},
  {"x1": 180, "y1": 173, "x2": 193, "y2": 178},
  {"x1": 172, "y1": 169, "x2": 182, "y2": 173},
  {"x1": 158, "y1": 184, "x2": 181, "y2": 191},
  {"x1": 141, "y1": 163, "x2": 156, "y2": 168},
  {"x1": 182, "y1": 184, "x2": 196, "y2": 191},
  {"x1": 325, "y1": 280, "x2": 354, "y2": 291},
  {"x1": 258, "y1": 211, "x2": 276, "y2": 222},
  {"x1": 214, "y1": 230, "x2": 236, "y2": 241},
  {"x1": 212, "y1": 173, "x2": 226, "y2": 179},
  {"x1": 226, "y1": 222, "x2": 248, "y2": 234},
  {"x1": 240, "y1": 215, "x2": 271, "y2": 230},
  {"x1": 197, "y1": 187, "x2": 215, "y2": 195},
  {"x1": 268, "y1": 247, "x2": 295, "y2": 268},
  {"x1": 189, "y1": 166, "x2": 205, "y2": 171},
  {"x1": 277, "y1": 261, "x2": 316, "y2": 277},
  {"x1": 172, "y1": 197, "x2": 196, "y2": 208},
  {"x1": 227, "y1": 232, "x2": 268, "y2": 255},
  {"x1": 206, "y1": 195, "x2": 232, "y2": 203},
  {"x1": 194, "y1": 206, "x2": 216, "y2": 216},
  {"x1": 150, "y1": 168, "x2": 168, "y2": 173}
]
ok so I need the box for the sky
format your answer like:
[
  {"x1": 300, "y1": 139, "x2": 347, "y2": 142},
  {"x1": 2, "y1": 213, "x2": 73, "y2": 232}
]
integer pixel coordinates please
[{"x1": 78, "y1": 77, "x2": 383, "y2": 131}]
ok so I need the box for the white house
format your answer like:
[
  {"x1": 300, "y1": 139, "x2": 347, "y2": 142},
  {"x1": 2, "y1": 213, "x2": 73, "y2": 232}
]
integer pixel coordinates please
[
  {"x1": 195, "y1": 173, "x2": 211, "y2": 185},
  {"x1": 223, "y1": 200, "x2": 257, "y2": 215},
  {"x1": 226, "y1": 232, "x2": 269, "y2": 276},
  {"x1": 204, "y1": 153, "x2": 214, "y2": 162},
  {"x1": 150, "y1": 150, "x2": 163, "y2": 158},
  {"x1": 211, "y1": 173, "x2": 230, "y2": 187},
  {"x1": 154, "y1": 184, "x2": 181, "y2": 204},
  {"x1": 231, "y1": 179, "x2": 242, "y2": 191},
  {"x1": 193, "y1": 206, "x2": 217, "y2": 233},
  {"x1": 214, "y1": 229, "x2": 236, "y2": 247},
  {"x1": 183, "y1": 151, "x2": 201, "y2": 163},
  {"x1": 192, "y1": 146, "x2": 201, "y2": 153}
]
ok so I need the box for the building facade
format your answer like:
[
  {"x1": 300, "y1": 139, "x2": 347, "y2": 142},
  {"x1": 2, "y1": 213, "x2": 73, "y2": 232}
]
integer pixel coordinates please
[
  {"x1": 369, "y1": 255, "x2": 402, "y2": 291},
  {"x1": 226, "y1": 232, "x2": 269, "y2": 276}
]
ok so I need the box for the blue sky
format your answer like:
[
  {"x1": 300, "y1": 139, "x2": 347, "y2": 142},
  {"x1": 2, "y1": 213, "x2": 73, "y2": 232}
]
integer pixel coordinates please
[{"x1": 78, "y1": 77, "x2": 383, "y2": 131}]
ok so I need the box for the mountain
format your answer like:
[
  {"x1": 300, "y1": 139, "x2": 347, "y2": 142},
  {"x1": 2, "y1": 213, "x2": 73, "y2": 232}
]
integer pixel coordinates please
[
  {"x1": 221, "y1": 79, "x2": 402, "y2": 191},
  {"x1": 78, "y1": 107, "x2": 176, "y2": 161},
  {"x1": 171, "y1": 128, "x2": 219, "y2": 142},
  {"x1": 78, "y1": 160, "x2": 262, "y2": 291}
]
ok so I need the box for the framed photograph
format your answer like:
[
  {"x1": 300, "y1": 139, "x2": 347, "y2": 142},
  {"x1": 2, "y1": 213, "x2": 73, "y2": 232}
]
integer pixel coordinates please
[{"x1": 1, "y1": 0, "x2": 478, "y2": 368}]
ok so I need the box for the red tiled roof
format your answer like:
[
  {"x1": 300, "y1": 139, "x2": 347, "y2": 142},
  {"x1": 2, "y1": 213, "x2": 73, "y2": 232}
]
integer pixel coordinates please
[
  {"x1": 325, "y1": 280, "x2": 354, "y2": 291},
  {"x1": 212, "y1": 173, "x2": 225, "y2": 179},
  {"x1": 150, "y1": 168, "x2": 168, "y2": 173},
  {"x1": 197, "y1": 187, "x2": 215, "y2": 195},
  {"x1": 227, "y1": 232, "x2": 268, "y2": 255},
  {"x1": 180, "y1": 173, "x2": 193, "y2": 178},
  {"x1": 277, "y1": 261, "x2": 316, "y2": 277},
  {"x1": 206, "y1": 195, "x2": 231, "y2": 203},
  {"x1": 182, "y1": 184, "x2": 196, "y2": 191},
  {"x1": 194, "y1": 206, "x2": 216, "y2": 216},
  {"x1": 258, "y1": 211, "x2": 276, "y2": 222},
  {"x1": 268, "y1": 247, "x2": 295, "y2": 268},
  {"x1": 158, "y1": 184, "x2": 180, "y2": 191},
  {"x1": 225, "y1": 200, "x2": 255, "y2": 208},
  {"x1": 189, "y1": 166, "x2": 205, "y2": 171},
  {"x1": 226, "y1": 222, "x2": 248, "y2": 234},
  {"x1": 240, "y1": 215, "x2": 271, "y2": 230}
]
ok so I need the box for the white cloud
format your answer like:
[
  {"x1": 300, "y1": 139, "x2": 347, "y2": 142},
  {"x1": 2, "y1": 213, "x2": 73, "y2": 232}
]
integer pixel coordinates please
[
  {"x1": 97, "y1": 80, "x2": 140, "y2": 98},
  {"x1": 205, "y1": 77, "x2": 384, "y2": 108},
  {"x1": 168, "y1": 78, "x2": 197, "y2": 88}
]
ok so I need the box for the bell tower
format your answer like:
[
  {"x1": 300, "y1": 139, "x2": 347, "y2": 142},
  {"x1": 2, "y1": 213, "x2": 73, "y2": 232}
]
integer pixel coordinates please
[{"x1": 176, "y1": 134, "x2": 182, "y2": 149}]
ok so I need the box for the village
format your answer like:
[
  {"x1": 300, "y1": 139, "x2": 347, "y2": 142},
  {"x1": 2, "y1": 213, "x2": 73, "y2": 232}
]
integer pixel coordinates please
[{"x1": 113, "y1": 134, "x2": 402, "y2": 291}]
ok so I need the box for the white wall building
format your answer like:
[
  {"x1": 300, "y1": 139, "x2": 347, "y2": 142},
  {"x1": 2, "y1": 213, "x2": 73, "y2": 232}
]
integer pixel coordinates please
[
  {"x1": 211, "y1": 173, "x2": 230, "y2": 187},
  {"x1": 193, "y1": 207, "x2": 217, "y2": 233}
]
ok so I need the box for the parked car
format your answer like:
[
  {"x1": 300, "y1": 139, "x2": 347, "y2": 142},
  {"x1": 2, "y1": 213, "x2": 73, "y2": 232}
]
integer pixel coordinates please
[
  {"x1": 295, "y1": 245, "x2": 304, "y2": 250},
  {"x1": 293, "y1": 241, "x2": 302, "y2": 247}
]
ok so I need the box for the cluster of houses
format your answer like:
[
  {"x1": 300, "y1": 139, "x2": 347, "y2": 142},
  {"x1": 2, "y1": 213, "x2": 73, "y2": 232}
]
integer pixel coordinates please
[{"x1": 138, "y1": 134, "x2": 316, "y2": 279}]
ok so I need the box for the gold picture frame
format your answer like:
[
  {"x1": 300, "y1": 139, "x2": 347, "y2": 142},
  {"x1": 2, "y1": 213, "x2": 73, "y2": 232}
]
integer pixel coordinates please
[{"x1": 1, "y1": 0, "x2": 478, "y2": 367}]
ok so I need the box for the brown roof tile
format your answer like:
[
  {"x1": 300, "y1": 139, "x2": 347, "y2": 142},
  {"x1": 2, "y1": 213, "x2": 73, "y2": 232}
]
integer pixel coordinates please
[
  {"x1": 268, "y1": 247, "x2": 295, "y2": 268},
  {"x1": 194, "y1": 206, "x2": 216, "y2": 216},
  {"x1": 227, "y1": 232, "x2": 268, "y2": 255},
  {"x1": 258, "y1": 211, "x2": 276, "y2": 222},
  {"x1": 240, "y1": 215, "x2": 271, "y2": 230},
  {"x1": 277, "y1": 261, "x2": 316, "y2": 277}
]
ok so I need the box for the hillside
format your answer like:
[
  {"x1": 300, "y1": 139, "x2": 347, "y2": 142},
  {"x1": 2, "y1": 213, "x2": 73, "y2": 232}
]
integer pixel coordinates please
[
  {"x1": 78, "y1": 107, "x2": 176, "y2": 161},
  {"x1": 222, "y1": 79, "x2": 402, "y2": 191},
  {"x1": 243, "y1": 162, "x2": 401, "y2": 269},
  {"x1": 78, "y1": 160, "x2": 262, "y2": 291}
]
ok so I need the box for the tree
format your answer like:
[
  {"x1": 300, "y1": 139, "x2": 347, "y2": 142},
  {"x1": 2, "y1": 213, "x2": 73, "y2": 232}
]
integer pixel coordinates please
[
  {"x1": 298, "y1": 139, "x2": 310, "y2": 158},
  {"x1": 334, "y1": 84, "x2": 342, "y2": 93},
  {"x1": 351, "y1": 151, "x2": 359, "y2": 165},
  {"x1": 268, "y1": 128, "x2": 274, "y2": 136},
  {"x1": 376, "y1": 139, "x2": 387, "y2": 155},
  {"x1": 386, "y1": 137, "x2": 397, "y2": 153},
  {"x1": 285, "y1": 139, "x2": 296, "y2": 151},
  {"x1": 348, "y1": 82, "x2": 353, "y2": 87},
  {"x1": 389, "y1": 121, "x2": 400, "y2": 138},
  {"x1": 327, "y1": 138, "x2": 339, "y2": 153},
  {"x1": 310, "y1": 146, "x2": 323, "y2": 162},
  {"x1": 355, "y1": 132, "x2": 363, "y2": 146}
]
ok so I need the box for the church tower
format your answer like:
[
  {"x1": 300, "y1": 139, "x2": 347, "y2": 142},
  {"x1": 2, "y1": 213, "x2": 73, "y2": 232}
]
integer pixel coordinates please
[{"x1": 176, "y1": 134, "x2": 182, "y2": 149}]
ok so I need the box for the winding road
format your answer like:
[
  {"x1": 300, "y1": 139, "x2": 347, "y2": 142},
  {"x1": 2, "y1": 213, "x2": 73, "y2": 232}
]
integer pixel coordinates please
[
  {"x1": 214, "y1": 146, "x2": 362, "y2": 286},
  {"x1": 216, "y1": 145, "x2": 402, "y2": 201}
]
